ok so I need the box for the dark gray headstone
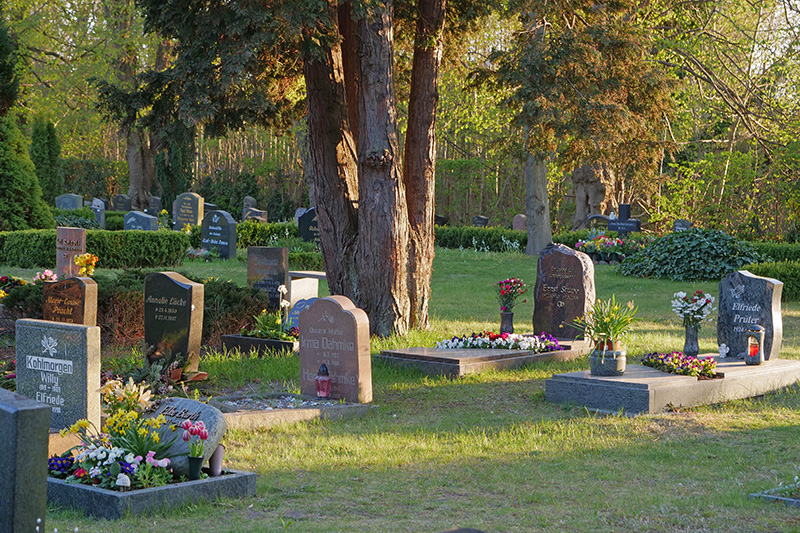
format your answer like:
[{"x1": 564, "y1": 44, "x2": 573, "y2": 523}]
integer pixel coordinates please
[
  {"x1": 472, "y1": 215, "x2": 489, "y2": 227},
  {"x1": 243, "y1": 196, "x2": 257, "y2": 210},
  {"x1": 91, "y1": 204, "x2": 105, "y2": 229},
  {"x1": 55, "y1": 193, "x2": 82, "y2": 210},
  {"x1": 0, "y1": 388, "x2": 50, "y2": 533},
  {"x1": 608, "y1": 205, "x2": 640, "y2": 236},
  {"x1": 173, "y1": 192, "x2": 204, "y2": 230},
  {"x1": 56, "y1": 227, "x2": 86, "y2": 279},
  {"x1": 298, "y1": 207, "x2": 320, "y2": 243},
  {"x1": 618, "y1": 203, "x2": 631, "y2": 220},
  {"x1": 532, "y1": 243, "x2": 596, "y2": 339},
  {"x1": 148, "y1": 196, "x2": 163, "y2": 214},
  {"x1": 718, "y1": 270, "x2": 783, "y2": 360},
  {"x1": 434, "y1": 214, "x2": 448, "y2": 226},
  {"x1": 200, "y1": 210, "x2": 237, "y2": 259},
  {"x1": 204, "y1": 202, "x2": 218, "y2": 213},
  {"x1": 113, "y1": 194, "x2": 131, "y2": 212},
  {"x1": 243, "y1": 207, "x2": 268, "y2": 223},
  {"x1": 247, "y1": 247, "x2": 288, "y2": 309},
  {"x1": 673, "y1": 219, "x2": 693, "y2": 232},
  {"x1": 124, "y1": 210, "x2": 159, "y2": 231},
  {"x1": 286, "y1": 298, "x2": 316, "y2": 329},
  {"x1": 144, "y1": 272, "x2": 204, "y2": 361},
  {"x1": 293, "y1": 207, "x2": 308, "y2": 222},
  {"x1": 43, "y1": 277, "x2": 97, "y2": 326},
  {"x1": 588, "y1": 215, "x2": 609, "y2": 229},
  {"x1": 145, "y1": 398, "x2": 226, "y2": 478},
  {"x1": 15, "y1": 319, "x2": 101, "y2": 430},
  {"x1": 299, "y1": 296, "x2": 372, "y2": 403}
]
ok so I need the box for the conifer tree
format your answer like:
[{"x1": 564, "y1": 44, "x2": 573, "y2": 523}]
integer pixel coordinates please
[{"x1": 29, "y1": 118, "x2": 63, "y2": 205}]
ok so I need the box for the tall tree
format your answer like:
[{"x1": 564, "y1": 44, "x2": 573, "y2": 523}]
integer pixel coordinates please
[
  {"x1": 29, "y1": 117, "x2": 62, "y2": 204},
  {"x1": 0, "y1": 9, "x2": 18, "y2": 116}
]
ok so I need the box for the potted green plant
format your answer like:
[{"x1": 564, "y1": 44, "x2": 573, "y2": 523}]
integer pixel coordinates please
[
  {"x1": 221, "y1": 285, "x2": 299, "y2": 356},
  {"x1": 572, "y1": 295, "x2": 638, "y2": 376}
]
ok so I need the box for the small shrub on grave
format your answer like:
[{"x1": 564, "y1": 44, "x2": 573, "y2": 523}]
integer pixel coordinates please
[
  {"x1": 619, "y1": 228, "x2": 765, "y2": 281},
  {"x1": 744, "y1": 261, "x2": 800, "y2": 301},
  {"x1": 1, "y1": 281, "x2": 43, "y2": 319},
  {"x1": 52, "y1": 213, "x2": 100, "y2": 229}
]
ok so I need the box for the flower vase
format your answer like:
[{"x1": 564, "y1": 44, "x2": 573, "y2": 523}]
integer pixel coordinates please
[
  {"x1": 188, "y1": 456, "x2": 204, "y2": 481},
  {"x1": 683, "y1": 325, "x2": 700, "y2": 358},
  {"x1": 589, "y1": 340, "x2": 626, "y2": 376},
  {"x1": 500, "y1": 312, "x2": 514, "y2": 334},
  {"x1": 208, "y1": 444, "x2": 225, "y2": 477}
]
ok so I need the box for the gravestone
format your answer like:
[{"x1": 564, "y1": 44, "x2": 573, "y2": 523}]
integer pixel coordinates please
[
  {"x1": 43, "y1": 277, "x2": 97, "y2": 325},
  {"x1": 532, "y1": 243, "x2": 596, "y2": 339},
  {"x1": 91, "y1": 204, "x2": 105, "y2": 229},
  {"x1": 293, "y1": 207, "x2": 308, "y2": 222},
  {"x1": 472, "y1": 215, "x2": 489, "y2": 227},
  {"x1": 608, "y1": 203, "x2": 641, "y2": 237},
  {"x1": 124, "y1": 210, "x2": 159, "y2": 231},
  {"x1": 247, "y1": 247, "x2": 288, "y2": 309},
  {"x1": 512, "y1": 214, "x2": 527, "y2": 231},
  {"x1": 204, "y1": 202, "x2": 218, "y2": 213},
  {"x1": 243, "y1": 196, "x2": 257, "y2": 210},
  {"x1": 113, "y1": 193, "x2": 131, "y2": 212},
  {"x1": 200, "y1": 210, "x2": 237, "y2": 259},
  {"x1": 173, "y1": 192, "x2": 204, "y2": 230},
  {"x1": 718, "y1": 270, "x2": 783, "y2": 360},
  {"x1": 298, "y1": 296, "x2": 372, "y2": 403},
  {"x1": 148, "y1": 196, "x2": 163, "y2": 214},
  {"x1": 55, "y1": 193, "x2": 82, "y2": 210},
  {"x1": 286, "y1": 298, "x2": 316, "y2": 329},
  {"x1": 0, "y1": 388, "x2": 50, "y2": 533},
  {"x1": 434, "y1": 214, "x2": 448, "y2": 226},
  {"x1": 144, "y1": 272, "x2": 204, "y2": 361},
  {"x1": 56, "y1": 227, "x2": 86, "y2": 279},
  {"x1": 673, "y1": 219, "x2": 693, "y2": 232},
  {"x1": 587, "y1": 215, "x2": 610, "y2": 229},
  {"x1": 145, "y1": 398, "x2": 226, "y2": 478},
  {"x1": 91, "y1": 198, "x2": 104, "y2": 209},
  {"x1": 15, "y1": 319, "x2": 101, "y2": 430},
  {"x1": 243, "y1": 207, "x2": 268, "y2": 223},
  {"x1": 298, "y1": 207, "x2": 320, "y2": 244}
]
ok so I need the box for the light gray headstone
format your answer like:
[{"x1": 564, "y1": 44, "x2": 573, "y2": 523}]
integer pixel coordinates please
[
  {"x1": 673, "y1": 219, "x2": 693, "y2": 232},
  {"x1": 124, "y1": 211, "x2": 159, "y2": 231},
  {"x1": 173, "y1": 192, "x2": 204, "y2": 230},
  {"x1": 145, "y1": 398, "x2": 226, "y2": 477},
  {"x1": 55, "y1": 193, "x2": 82, "y2": 210},
  {"x1": 15, "y1": 319, "x2": 101, "y2": 430},
  {"x1": 718, "y1": 270, "x2": 783, "y2": 360},
  {"x1": 243, "y1": 196, "x2": 257, "y2": 209},
  {"x1": 91, "y1": 204, "x2": 105, "y2": 229},
  {"x1": 0, "y1": 388, "x2": 50, "y2": 533}
]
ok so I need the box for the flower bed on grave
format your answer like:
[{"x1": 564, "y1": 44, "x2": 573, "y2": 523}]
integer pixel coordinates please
[
  {"x1": 435, "y1": 331, "x2": 564, "y2": 351},
  {"x1": 641, "y1": 351, "x2": 718, "y2": 379}
]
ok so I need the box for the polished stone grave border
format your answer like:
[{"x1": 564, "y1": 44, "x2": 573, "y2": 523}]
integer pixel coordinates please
[
  {"x1": 376, "y1": 339, "x2": 590, "y2": 377},
  {"x1": 47, "y1": 469, "x2": 256, "y2": 520},
  {"x1": 214, "y1": 394, "x2": 373, "y2": 431},
  {"x1": 545, "y1": 356, "x2": 800, "y2": 415}
]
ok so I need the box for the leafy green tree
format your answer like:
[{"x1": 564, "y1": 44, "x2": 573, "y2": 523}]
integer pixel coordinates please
[
  {"x1": 29, "y1": 117, "x2": 63, "y2": 204},
  {"x1": 0, "y1": 10, "x2": 18, "y2": 117}
]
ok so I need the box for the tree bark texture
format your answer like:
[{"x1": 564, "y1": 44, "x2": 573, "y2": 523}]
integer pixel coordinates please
[
  {"x1": 525, "y1": 154, "x2": 552, "y2": 256},
  {"x1": 302, "y1": 1, "x2": 360, "y2": 302},
  {"x1": 402, "y1": 0, "x2": 446, "y2": 330},
  {"x1": 571, "y1": 162, "x2": 617, "y2": 230},
  {"x1": 356, "y1": 0, "x2": 411, "y2": 336}
]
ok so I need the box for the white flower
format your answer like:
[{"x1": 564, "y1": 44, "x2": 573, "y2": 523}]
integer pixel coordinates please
[
  {"x1": 719, "y1": 344, "x2": 729, "y2": 358},
  {"x1": 278, "y1": 284, "x2": 288, "y2": 295}
]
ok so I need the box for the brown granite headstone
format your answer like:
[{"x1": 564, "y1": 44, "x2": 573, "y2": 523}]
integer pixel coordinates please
[
  {"x1": 298, "y1": 296, "x2": 371, "y2": 403},
  {"x1": 144, "y1": 272, "x2": 204, "y2": 361},
  {"x1": 56, "y1": 227, "x2": 86, "y2": 279},
  {"x1": 43, "y1": 277, "x2": 97, "y2": 325},
  {"x1": 513, "y1": 214, "x2": 527, "y2": 231},
  {"x1": 532, "y1": 243, "x2": 595, "y2": 339}
]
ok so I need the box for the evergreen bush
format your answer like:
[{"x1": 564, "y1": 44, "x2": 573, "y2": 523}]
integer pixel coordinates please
[
  {"x1": 743, "y1": 261, "x2": 800, "y2": 301},
  {"x1": 749, "y1": 242, "x2": 800, "y2": 263},
  {"x1": 29, "y1": 118, "x2": 62, "y2": 204}
]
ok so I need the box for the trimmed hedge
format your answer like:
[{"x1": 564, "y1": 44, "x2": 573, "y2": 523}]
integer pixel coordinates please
[
  {"x1": 434, "y1": 225, "x2": 527, "y2": 252},
  {"x1": 749, "y1": 242, "x2": 800, "y2": 263},
  {"x1": 237, "y1": 219, "x2": 298, "y2": 248},
  {"x1": 743, "y1": 261, "x2": 800, "y2": 301},
  {"x1": 0, "y1": 229, "x2": 189, "y2": 268}
]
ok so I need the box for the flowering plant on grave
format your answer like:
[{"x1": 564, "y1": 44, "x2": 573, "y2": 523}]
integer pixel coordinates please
[
  {"x1": 181, "y1": 419, "x2": 209, "y2": 457},
  {"x1": 494, "y1": 278, "x2": 529, "y2": 312},
  {"x1": 641, "y1": 351, "x2": 717, "y2": 378},
  {"x1": 435, "y1": 331, "x2": 564, "y2": 352},
  {"x1": 571, "y1": 295, "x2": 638, "y2": 347},
  {"x1": 32, "y1": 269, "x2": 57, "y2": 285},
  {"x1": 671, "y1": 289, "x2": 715, "y2": 329},
  {"x1": 242, "y1": 285, "x2": 298, "y2": 340},
  {"x1": 74, "y1": 253, "x2": 99, "y2": 277},
  {"x1": 0, "y1": 275, "x2": 26, "y2": 300}
]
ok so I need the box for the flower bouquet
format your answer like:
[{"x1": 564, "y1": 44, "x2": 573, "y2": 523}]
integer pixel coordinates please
[
  {"x1": 74, "y1": 253, "x2": 99, "y2": 277},
  {"x1": 671, "y1": 290, "x2": 715, "y2": 328},
  {"x1": 494, "y1": 278, "x2": 529, "y2": 312}
]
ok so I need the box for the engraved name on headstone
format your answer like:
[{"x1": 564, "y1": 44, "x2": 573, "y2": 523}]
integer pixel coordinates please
[
  {"x1": 55, "y1": 193, "x2": 82, "y2": 210},
  {"x1": 56, "y1": 227, "x2": 86, "y2": 279},
  {"x1": 144, "y1": 272, "x2": 204, "y2": 361},
  {"x1": 43, "y1": 277, "x2": 97, "y2": 326},
  {"x1": 718, "y1": 270, "x2": 783, "y2": 360}
]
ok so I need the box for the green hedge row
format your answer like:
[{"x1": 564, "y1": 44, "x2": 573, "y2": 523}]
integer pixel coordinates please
[
  {"x1": 236, "y1": 220, "x2": 298, "y2": 248},
  {"x1": 0, "y1": 229, "x2": 189, "y2": 268},
  {"x1": 743, "y1": 261, "x2": 800, "y2": 301},
  {"x1": 434, "y1": 225, "x2": 527, "y2": 252},
  {"x1": 749, "y1": 242, "x2": 800, "y2": 263}
]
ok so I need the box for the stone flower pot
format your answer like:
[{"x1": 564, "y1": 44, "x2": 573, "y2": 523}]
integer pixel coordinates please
[{"x1": 589, "y1": 341, "x2": 626, "y2": 376}]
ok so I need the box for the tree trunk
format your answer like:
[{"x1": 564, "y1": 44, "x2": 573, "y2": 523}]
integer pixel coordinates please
[
  {"x1": 302, "y1": 0, "x2": 360, "y2": 302},
  {"x1": 126, "y1": 128, "x2": 157, "y2": 210},
  {"x1": 571, "y1": 162, "x2": 617, "y2": 230},
  {"x1": 356, "y1": 0, "x2": 410, "y2": 336},
  {"x1": 525, "y1": 154, "x2": 552, "y2": 256},
  {"x1": 403, "y1": 0, "x2": 445, "y2": 330}
]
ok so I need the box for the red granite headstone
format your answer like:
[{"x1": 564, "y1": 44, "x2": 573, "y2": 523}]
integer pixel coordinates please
[
  {"x1": 56, "y1": 227, "x2": 86, "y2": 279},
  {"x1": 43, "y1": 277, "x2": 97, "y2": 325}
]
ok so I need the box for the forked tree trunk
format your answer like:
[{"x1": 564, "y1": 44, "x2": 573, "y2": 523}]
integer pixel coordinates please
[
  {"x1": 403, "y1": 0, "x2": 446, "y2": 330},
  {"x1": 571, "y1": 162, "x2": 617, "y2": 230},
  {"x1": 525, "y1": 154, "x2": 552, "y2": 255},
  {"x1": 356, "y1": 0, "x2": 411, "y2": 336}
]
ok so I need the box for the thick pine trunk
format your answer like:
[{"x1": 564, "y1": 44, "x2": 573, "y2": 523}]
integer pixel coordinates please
[
  {"x1": 302, "y1": 0, "x2": 360, "y2": 301},
  {"x1": 126, "y1": 128, "x2": 157, "y2": 210},
  {"x1": 356, "y1": 0, "x2": 410, "y2": 336},
  {"x1": 524, "y1": 154, "x2": 552, "y2": 256},
  {"x1": 571, "y1": 162, "x2": 617, "y2": 229},
  {"x1": 403, "y1": 0, "x2": 445, "y2": 330}
]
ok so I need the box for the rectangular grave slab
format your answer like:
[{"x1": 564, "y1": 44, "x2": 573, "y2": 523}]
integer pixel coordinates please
[
  {"x1": 124, "y1": 210, "x2": 159, "y2": 231},
  {"x1": 289, "y1": 270, "x2": 325, "y2": 309},
  {"x1": 545, "y1": 358, "x2": 800, "y2": 415},
  {"x1": 55, "y1": 193, "x2": 82, "y2": 210},
  {"x1": 173, "y1": 192, "x2": 204, "y2": 230},
  {"x1": 113, "y1": 194, "x2": 131, "y2": 212},
  {"x1": 0, "y1": 388, "x2": 51, "y2": 533},
  {"x1": 47, "y1": 469, "x2": 256, "y2": 520},
  {"x1": 532, "y1": 243, "x2": 595, "y2": 339},
  {"x1": 299, "y1": 296, "x2": 371, "y2": 403},
  {"x1": 144, "y1": 272, "x2": 204, "y2": 362},
  {"x1": 247, "y1": 247, "x2": 288, "y2": 309},
  {"x1": 43, "y1": 277, "x2": 97, "y2": 325},
  {"x1": 718, "y1": 270, "x2": 783, "y2": 360},
  {"x1": 377, "y1": 342, "x2": 588, "y2": 377},
  {"x1": 16, "y1": 319, "x2": 100, "y2": 429},
  {"x1": 56, "y1": 227, "x2": 86, "y2": 279},
  {"x1": 200, "y1": 210, "x2": 237, "y2": 259}
]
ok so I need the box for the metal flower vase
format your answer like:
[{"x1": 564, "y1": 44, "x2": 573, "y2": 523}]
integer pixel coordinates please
[
  {"x1": 500, "y1": 312, "x2": 514, "y2": 334},
  {"x1": 683, "y1": 325, "x2": 700, "y2": 358},
  {"x1": 188, "y1": 456, "x2": 204, "y2": 481}
]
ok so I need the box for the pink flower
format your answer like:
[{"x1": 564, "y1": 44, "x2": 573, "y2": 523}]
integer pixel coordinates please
[
  {"x1": 199, "y1": 428, "x2": 209, "y2": 441},
  {"x1": 182, "y1": 430, "x2": 190, "y2": 442},
  {"x1": 181, "y1": 419, "x2": 193, "y2": 430}
]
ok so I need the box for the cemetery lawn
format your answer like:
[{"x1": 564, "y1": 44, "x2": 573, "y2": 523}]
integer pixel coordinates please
[{"x1": 6, "y1": 248, "x2": 800, "y2": 531}]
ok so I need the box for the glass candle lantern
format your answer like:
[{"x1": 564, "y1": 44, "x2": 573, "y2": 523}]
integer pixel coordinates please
[
  {"x1": 315, "y1": 364, "x2": 332, "y2": 398},
  {"x1": 745, "y1": 325, "x2": 765, "y2": 365}
]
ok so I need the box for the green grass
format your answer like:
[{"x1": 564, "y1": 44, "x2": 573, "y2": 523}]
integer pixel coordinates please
[{"x1": 7, "y1": 248, "x2": 800, "y2": 531}]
